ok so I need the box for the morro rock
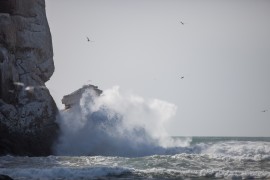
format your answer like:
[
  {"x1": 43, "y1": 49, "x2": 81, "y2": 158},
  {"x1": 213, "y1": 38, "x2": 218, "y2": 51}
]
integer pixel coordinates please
[{"x1": 0, "y1": 0, "x2": 58, "y2": 156}]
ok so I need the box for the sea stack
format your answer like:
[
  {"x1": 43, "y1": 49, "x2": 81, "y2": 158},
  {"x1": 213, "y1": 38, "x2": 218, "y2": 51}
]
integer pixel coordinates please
[
  {"x1": 62, "y1": 84, "x2": 103, "y2": 110},
  {"x1": 0, "y1": 0, "x2": 59, "y2": 156}
]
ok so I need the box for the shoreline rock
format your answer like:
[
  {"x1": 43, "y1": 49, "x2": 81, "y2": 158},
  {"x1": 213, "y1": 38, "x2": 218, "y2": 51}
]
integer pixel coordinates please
[{"x1": 0, "y1": 0, "x2": 59, "y2": 156}]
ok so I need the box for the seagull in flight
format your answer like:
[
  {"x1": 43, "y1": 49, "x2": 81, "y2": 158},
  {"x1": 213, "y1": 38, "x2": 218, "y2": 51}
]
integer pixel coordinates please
[
  {"x1": 180, "y1": 76, "x2": 184, "y2": 79},
  {"x1": 261, "y1": 110, "x2": 268, "y2": 112},
  {"x1": 179, "y1": 21, "x2": 185, "y2": 25},
  {"x1": 86, "y1": 37, "x2": 94, "y2": 42}
]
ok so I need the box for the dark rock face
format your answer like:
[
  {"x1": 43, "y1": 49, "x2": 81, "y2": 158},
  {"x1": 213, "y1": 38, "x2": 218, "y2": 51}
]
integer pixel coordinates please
[
  {"x1": 0, "y1": 0, "x2": 59, "y2": 156},
  {"x1": 0, "y1": 174, "x2": 14, "y2": 180}
]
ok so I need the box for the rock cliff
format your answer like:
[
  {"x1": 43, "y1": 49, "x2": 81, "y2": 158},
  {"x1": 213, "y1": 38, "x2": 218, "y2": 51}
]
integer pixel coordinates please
[{"x1": 0, "y1": 0, "x2": 59, "y2": 156}]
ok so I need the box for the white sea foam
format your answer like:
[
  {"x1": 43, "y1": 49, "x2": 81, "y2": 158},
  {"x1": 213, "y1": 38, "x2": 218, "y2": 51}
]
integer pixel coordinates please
[
  {"x1": 1, "y1": 147, "x2": 270, "y2": 180},
  {"x1": 197, "y1": 141, "x2": 270, "y2": 161},
  {"x1": 136, "y1": 168, "x2": 270, "y2": 179},
  {"x1": 1, "y1": 166, "x2": 270, "y2": 180}
]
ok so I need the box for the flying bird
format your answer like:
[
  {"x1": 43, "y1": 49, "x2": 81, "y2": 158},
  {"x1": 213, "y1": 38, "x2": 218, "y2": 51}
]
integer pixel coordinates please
[
  {"x1": 180, "y1": 76, "x2": 184, "y2": 79},
  {"x1": 261, "y1": 110, "x2": 268, "y2": 112},
  {"x1": 86, "y1": 37, "x2": 94, "y2": 42},
  {"x1": 180, "y1": 21, "x2": 185, "y2": 25}
]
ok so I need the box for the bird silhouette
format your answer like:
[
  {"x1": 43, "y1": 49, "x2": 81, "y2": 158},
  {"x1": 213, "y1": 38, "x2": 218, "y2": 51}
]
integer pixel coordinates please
[
  {"x1": 180, "y1": 76, "x2": 184, "y2": 79},
  {"x1": 180, "y1": 21, "x2": 185, "y2": 25},
  {"x1": 86, "y1": 37, "x2": 94, "y2": 42},
  {"x1": 261, "y1": 110, "x2": 268, "y2": 112}
]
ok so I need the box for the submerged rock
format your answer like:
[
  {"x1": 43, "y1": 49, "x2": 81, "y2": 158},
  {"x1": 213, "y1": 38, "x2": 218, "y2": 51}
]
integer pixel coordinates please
[{"x1": 0, "y1": 0, "x2": 58, "y2": 156}]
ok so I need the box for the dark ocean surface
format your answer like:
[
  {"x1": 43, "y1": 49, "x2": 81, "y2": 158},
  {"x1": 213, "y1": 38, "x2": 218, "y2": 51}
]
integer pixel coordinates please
[{"x1": 1, "y1": 136, "x2": 270, "y2": 179}]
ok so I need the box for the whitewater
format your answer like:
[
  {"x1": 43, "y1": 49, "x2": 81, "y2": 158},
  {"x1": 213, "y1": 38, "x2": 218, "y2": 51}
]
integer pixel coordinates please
[
  {"x1": 1, "y1": 138, "x2": 270, "y2": 179},
  {"x1": 1, "y1": 86, "x2": 270, "y2": 179}
]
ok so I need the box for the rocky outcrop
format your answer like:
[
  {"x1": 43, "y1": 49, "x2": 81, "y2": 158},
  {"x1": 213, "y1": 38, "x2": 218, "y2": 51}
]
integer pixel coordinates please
[
  {"x1": 0, "y1": 0, "x2": 58, "y2": 156},
  {"x1": 0, "y1": 174, "x2": 13, "y2": 180},
  {"x1": 62, "y1": 84, "x2": 102, "y2": 110}
]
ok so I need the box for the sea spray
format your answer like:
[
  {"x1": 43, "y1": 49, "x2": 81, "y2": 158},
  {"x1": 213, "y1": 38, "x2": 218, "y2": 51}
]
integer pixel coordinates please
[{"x1": 54, "y1": 86, "x2": 190, "y2": 156}]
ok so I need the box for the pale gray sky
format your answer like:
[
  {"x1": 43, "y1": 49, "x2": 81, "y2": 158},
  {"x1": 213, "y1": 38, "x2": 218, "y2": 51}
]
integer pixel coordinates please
[{"x1": 45, "y1": 0, "x2": 270, "y2": 137}]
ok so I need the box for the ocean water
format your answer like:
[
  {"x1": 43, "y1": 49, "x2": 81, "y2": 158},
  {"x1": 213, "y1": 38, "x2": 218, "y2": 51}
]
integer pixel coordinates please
[
  {"x1": 1, "y1": 136, "x2": 270, "y2": 180},
  {"x1": 2, "y1": 88, "x2": 269, "y2": 179}
]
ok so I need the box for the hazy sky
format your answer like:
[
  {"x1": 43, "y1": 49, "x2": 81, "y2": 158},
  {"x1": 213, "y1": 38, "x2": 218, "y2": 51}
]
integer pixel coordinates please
[{"x1": 45, "y1": 0, "x2": 270, "y2": 137}]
